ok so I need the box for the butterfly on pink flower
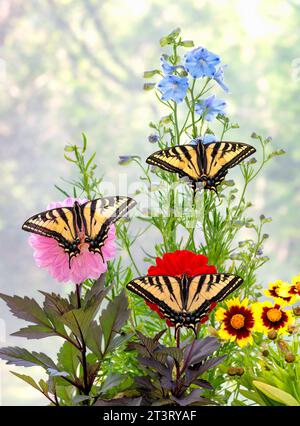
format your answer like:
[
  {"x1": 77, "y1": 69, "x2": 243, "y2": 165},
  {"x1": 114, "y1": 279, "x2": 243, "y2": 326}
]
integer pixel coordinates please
[{"x1": 23, "y1": 196, "x2": 136, "y2": 284}]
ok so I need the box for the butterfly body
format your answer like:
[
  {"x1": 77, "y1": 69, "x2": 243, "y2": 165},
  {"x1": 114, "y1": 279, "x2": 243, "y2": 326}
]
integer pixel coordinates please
[
  {"x1": 146, "y1": 141, "x2": 256, "y2": 194},
  {"x1": 127, "y1": 272, "x2": 243, "y2": 333},
  {"x1": 22, "y1": 196, "x2": 136, "y2": 267}
]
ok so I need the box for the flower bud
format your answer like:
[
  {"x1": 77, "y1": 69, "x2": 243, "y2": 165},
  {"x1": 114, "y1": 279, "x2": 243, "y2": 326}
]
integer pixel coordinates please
[
  {"x1": 144, "y1": 70, "x2": 160, "y2": 78},
  {"x1": 180, "y1": 40, "x2": 194, "y2": 47},
  {"x1": 267, "y1": 330, "x2": 277, "y2": 340},
  {"x1": 143, "y1": 83, "x2": 156, "y2": 91},
  {"x1": 251, "y1": 132, "x2": 259, "y2": 139},
  {"x1": 159, "y1": 115, "x2": 172, "y2": 125},
  {"x1": 227, "y1": 367, "x2": 244, "y2": 376},
  {"x1": 277, "y1": 339, "x2": 289, "y2": 354},
  {"x1": 285, "y1": 352, "x2": 295, "y2": 363},
  {"x1": 118, "y1": 155, "x2": 140, "y2": 165},
  {"x1": 293, "y1": 306, "x2": 300, "y2": 316},
  {"x1": 287, "y1": 324, "x2": 298, "y2": 334},
  {"x1": 64, "y1": 144, "x2": 75, "y2": 152}
]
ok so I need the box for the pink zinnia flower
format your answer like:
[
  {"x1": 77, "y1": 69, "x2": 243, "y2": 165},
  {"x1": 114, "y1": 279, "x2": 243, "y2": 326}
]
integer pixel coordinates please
[{"x1": 28, "y1": 197, "x2": 116, "y2": 283}]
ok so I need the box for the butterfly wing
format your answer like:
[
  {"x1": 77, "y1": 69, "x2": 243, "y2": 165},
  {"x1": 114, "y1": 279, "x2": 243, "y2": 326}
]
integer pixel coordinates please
[
  {"x1": 126, "y1": 275, "x2": 183, "y2": 321},
  {"x1": 204, "y1": 141, "x2": 256, "y2": 182},
  {"x1": 146, "y1": 145, "x2": 202, "y2": 180},
  {"x1": 22, "y1": 207, "x2": 80, "y2": 258},
  {"x1": 186, "y1": 273, "x2": 243, "y2": 325},
  {"x1": 81, "y1": 196, "x2": 136, "y2": 256}
]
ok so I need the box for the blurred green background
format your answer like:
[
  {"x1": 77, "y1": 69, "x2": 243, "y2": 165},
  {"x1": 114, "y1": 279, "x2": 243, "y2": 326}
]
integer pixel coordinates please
[{"x1": 0, "y1": 0, "x2": 299, "y2": 405}]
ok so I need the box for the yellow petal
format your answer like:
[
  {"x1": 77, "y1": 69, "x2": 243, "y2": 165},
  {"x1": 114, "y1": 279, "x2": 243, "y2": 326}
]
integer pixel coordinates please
[
  {"x1": 219, "y1": 326, "x2": 235, "y2": 342},
  {"x1": 215, "y1": 307, "x2": 226, "y2": 322},
  {"x1": 237, "y1": 334, "x2": 253, "y2": 347},
  {"x1": 225, "y1": 297, "x2": 241, "y2": 309}
]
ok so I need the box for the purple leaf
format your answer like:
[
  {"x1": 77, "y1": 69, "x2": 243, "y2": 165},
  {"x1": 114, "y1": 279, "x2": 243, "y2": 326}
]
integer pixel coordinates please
[
  {"x1": 184, "y1": 337, "x2": 220, "y2": 366},
  {"x1": 0, "y1": 293, "x2": 51, "y2": 326},
  {"x1": 137, "y1": 355, "x2": 170, "y2": 376},
  {"x1": 196, "y1": 355, "x2": 226, "y2": 375},
  {"x1": 100, "y1": 291, "x2": 130, "y2": 348},
  {"x1": 172, "y1": 388, "x2": 205, "y2": 406},
  {"x1": 94, "y1": 397, "x2": 142, "y2": 406},
  {"x1": 12, "y1": 325, "x2": 57, "y2": 340},
  {"x1": 192, "y1": 378, "x2": 214, "y2": 390},
  {"x1": 0, "y1": 346, "x2": 57, "y2": 369}
]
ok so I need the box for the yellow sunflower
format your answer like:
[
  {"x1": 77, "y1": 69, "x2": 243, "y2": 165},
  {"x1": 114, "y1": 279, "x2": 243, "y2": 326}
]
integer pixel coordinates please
[
  {"x1": 216, "y1": 298, "x2": 256, "y2": 347},
  {"x1": 278, "y1": 274, "x2": 300, "y2": 302},
  {"x1": 264, "y1": 280, "x2": 295, "y2": 305},
  {"x1": 253, "y1": 301, "x2": 294, "y2": 336}
]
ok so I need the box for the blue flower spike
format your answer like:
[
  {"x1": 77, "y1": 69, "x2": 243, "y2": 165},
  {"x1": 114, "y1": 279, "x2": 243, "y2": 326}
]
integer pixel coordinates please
[{"x1": 157, "y1": 75, "x2": 189, "y2": 103}]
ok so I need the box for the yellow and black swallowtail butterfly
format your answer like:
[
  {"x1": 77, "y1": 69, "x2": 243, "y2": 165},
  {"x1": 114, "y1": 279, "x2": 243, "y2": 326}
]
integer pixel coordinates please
[
  {"x1": 22, "y1": 196, "x2": 136, "y2": 267},
  {"x1": 127, "y1": 273, "x2": 243, "y2": 333},
  {"x1": 146, "y1": 140, "x2": 256, "y2": 195}
]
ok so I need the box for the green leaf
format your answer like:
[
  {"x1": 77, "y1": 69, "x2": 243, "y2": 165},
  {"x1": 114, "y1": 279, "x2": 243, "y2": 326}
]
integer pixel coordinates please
[
  {"x1": 0, "y1": 293, "x2": 51, "y2": 326},
  {"x1": 106, "y1": 333, "x2": 133, "y2": 353},
  {"x1": 99, "y1": 373, "x2": 124, "y2": 396},
  {"x1": 0, "y1": 347, "x2": 57, "y2": 369},
  {"x1": 84, "y1": 274, "x2": 108, "y2": 308},
  {"x1": 11, "y1": 372, "x2": 41, "y2": 392},
  {"x1": 57, "y1": 341, "x2": 80, "y2": 377},
  {"x1": 72, "y1": 395, "x2": 91, "y2": 405},
  {"x1": 253, "y1": 381, "x2": 300, "y2": 406},
  {"x1": 41, "y1": 291, "x2": 73, "y2": 316},
  {"x1": 12, "y1": 325, "x2": 57, "y2": 340},
  {"x1": 62, "y1": 307, "x2": 95, "y2": 338},
  {"x1": 100, "y1": 291, "x2": 129, "y2": 349},
  {"x1": 85, "y1": 321, "x2": 103, "y2": 359}
]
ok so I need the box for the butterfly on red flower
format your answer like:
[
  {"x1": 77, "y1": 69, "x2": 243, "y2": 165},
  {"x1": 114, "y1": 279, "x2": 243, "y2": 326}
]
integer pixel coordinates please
[{"x1": 127, "y1": 250, "x2": 242, "y2": 334}]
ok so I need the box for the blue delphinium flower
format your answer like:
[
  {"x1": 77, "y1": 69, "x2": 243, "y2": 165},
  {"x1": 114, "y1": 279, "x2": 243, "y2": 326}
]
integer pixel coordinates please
[
  {"x1": 160, "y1": 56, "x2": 175, "y2": 75},
  {"x1": 213, "y1": 65, "x2": 229, "y2": 92},
  {"x1": 157, "y1": 75, "x2": 189, "y2": 103},
  {"x1": 148, "y1": 133, "x2": 159, "y2": 143},
  {"x1": 195, "y1": 95, "x2": 226, "y2": 121},
  {"x1": 183, "y1": 47, "x2": 220, "y2": 78},
  {"x1": 190, "y1": 134, "x2": 217, "y2": 145}
]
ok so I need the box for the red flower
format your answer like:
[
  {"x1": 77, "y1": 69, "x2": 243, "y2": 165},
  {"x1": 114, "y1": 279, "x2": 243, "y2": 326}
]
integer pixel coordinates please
[{"x1": 146, "y1": 250, "x2": 217, "y2": 327}]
